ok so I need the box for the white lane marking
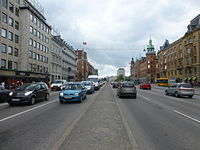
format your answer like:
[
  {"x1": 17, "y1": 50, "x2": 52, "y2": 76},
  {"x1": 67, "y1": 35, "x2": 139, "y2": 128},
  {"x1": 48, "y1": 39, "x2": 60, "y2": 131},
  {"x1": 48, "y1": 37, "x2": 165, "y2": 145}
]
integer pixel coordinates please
[
  {"x1": 0, "y1": 100, "x2": 57, "y2": 122},
  {"x1": 0, "y1": 103, "x2": 7, "y2": 107},
  {"x1": 174, "y1": 110, "x2": 200, "y2": 124}
]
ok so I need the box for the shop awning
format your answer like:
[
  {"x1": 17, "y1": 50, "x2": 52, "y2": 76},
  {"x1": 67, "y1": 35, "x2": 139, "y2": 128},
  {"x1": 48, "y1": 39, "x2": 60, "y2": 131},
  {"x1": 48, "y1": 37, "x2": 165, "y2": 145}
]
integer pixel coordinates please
[
  {"x1": 192, "y1": 77, "x2": 197, "y2": 81},
  {"x1": 184, "y1": 77, "x2": 188, "y2": 80},
  {"x1": 188, "y1": 77, "x2": 192, "y2": 81}
]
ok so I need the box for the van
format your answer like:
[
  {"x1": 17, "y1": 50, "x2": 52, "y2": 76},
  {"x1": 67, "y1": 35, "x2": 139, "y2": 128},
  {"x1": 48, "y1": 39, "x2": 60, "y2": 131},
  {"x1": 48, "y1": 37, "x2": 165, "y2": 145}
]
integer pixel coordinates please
[
  {"x1": 87, "y1": 75, "x2": 100, "y2": 90},
  {"x1": 51, "y1": 80, "x2": 67, "y2": 91}
]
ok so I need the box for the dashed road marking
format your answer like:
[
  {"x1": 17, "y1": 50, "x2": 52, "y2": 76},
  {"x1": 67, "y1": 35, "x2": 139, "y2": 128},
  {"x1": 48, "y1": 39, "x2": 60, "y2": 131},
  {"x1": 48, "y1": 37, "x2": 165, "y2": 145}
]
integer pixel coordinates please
[
  {"x1": 174, "y1": 110, "x2": 200, "y2": 124},
  {"x1": 0, "y1": 100, "x2": 57, "y2": 122}
]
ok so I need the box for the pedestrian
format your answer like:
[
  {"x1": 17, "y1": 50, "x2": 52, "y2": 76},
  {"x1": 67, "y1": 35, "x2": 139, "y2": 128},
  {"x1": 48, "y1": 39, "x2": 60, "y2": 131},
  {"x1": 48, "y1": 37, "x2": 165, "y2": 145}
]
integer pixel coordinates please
[{"x1": 1, "y1": 81, "x2": 5, "y2": 89}]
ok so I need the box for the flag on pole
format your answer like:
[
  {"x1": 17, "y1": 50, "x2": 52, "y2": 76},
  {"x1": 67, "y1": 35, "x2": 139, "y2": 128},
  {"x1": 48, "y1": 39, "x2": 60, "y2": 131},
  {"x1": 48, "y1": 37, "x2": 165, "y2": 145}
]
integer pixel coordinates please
[{"x1": 83, "y1": 42, "x2": 87, "y2": 45}]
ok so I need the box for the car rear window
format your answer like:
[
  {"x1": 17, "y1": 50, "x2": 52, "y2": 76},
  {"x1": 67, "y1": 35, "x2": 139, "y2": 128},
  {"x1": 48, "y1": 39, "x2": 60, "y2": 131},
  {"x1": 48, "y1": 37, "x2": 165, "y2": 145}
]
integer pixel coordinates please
[
  {"x1": 179, "y1": 84, "x2": 193, "y2": 88},
  {"x1": 122, "y1": 83, "x2": 135, "y2": 87}
]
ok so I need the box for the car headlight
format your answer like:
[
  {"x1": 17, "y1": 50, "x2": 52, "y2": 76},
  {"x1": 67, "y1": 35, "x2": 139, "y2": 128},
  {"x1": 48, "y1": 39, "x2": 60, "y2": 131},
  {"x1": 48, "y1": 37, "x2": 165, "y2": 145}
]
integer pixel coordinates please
[
  {"x1": 74, "y1": 93, "x2": 79, "y2": 96},
  {"x1": 9, "y1": 92, "x2": 13, "y2": 96},
  {"x1": 51, "y1": 85, "x2": 53, "y2": 87},
  {"x1": 60, "y1": 93, "x2": 64, "y2": 96},
  {"x1": 24, "y1": 91, "x2": 33, "y2": 96}
]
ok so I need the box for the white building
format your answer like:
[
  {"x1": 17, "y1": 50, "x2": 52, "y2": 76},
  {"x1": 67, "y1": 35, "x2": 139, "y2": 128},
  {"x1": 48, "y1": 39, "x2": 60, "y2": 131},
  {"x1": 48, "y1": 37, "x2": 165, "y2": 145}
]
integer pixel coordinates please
[{"x1": 117, "y1": 68, "x2": 125, "y2": 77}]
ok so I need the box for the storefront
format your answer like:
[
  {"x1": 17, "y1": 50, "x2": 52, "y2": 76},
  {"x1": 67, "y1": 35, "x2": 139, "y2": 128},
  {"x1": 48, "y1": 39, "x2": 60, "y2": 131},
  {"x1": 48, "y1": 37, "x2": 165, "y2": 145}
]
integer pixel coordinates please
[{"x1": 0, "y1": 69, "x2": 50, "y2": 89}]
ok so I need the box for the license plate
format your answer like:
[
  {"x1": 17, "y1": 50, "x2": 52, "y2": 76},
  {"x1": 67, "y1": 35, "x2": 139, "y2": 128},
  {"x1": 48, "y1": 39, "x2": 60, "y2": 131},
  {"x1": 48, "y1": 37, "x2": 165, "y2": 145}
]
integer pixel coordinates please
[
  {"x1": 65, "y1": 97, "x2": 72, "y2": 99},
  {"x1": 12, "y1": 99, "x2": 20, "y2": 102}
]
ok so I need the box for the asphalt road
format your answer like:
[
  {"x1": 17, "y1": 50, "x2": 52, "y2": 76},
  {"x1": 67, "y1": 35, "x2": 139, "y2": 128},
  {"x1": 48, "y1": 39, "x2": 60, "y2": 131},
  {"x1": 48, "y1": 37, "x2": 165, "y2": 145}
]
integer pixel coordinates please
[
  {"x1": 0, "y1": 90, "x2": 100, "y2": 150},
  {"x1": 1, "y1": 84, "x2": 200, "y2": 150},
  {"x1": 114, "y1": 86, "x2": 200, "y2": 150}
]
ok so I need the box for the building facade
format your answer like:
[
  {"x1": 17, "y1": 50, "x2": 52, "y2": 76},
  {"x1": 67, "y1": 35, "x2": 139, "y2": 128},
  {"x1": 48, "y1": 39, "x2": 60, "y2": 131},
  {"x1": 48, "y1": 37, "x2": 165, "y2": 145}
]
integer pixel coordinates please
[
  {"x1": 0, "y1": 0, "x2": 51, "y2": 86},
  {"x1": 117, "y1": 68, "x2": 125, "y2": 77},
  {"x1": 130, "y1": 38, "x2": 157, "y2": 83},
  {"x1": 75, "y1": 50, "x2": 98, "y2": 81},
  {"x1": 157, "y1": 14, "x2": 200, "y2": 84}
]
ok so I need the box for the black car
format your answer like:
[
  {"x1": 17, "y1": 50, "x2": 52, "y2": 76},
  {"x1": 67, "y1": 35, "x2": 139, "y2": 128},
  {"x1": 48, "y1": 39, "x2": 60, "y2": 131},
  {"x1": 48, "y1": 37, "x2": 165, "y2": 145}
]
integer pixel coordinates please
[
  {"x1": 0, "y1": 86, "x2": 10, "y2": 102},
  {"x1": 6, "y1": 82, "x2": 49, "y2": 106}
]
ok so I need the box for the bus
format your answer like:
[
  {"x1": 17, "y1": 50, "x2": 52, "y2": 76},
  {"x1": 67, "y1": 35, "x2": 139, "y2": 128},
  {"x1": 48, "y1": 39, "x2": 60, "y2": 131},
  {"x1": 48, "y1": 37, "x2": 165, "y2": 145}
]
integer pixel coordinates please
[{"x1": 156, "y1": 78, "x2": 176, "y2": 87}]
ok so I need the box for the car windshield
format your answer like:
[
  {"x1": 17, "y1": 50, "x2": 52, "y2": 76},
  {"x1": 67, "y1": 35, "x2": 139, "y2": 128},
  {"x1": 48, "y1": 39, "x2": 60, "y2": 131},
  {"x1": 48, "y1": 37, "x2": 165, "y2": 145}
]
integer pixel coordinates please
[
  {"x1": 83, "y1": 83, "x2": 91, "y2": 86},
  {"x1": 179, "y1": 84, "x2": 193, "y2": 88},
  {"x1": 122, "y1": 82, "x2": 134, "y2": 87},
  {"x1": 64, "y1": 84, "x2": 82, "y2": 90},
  {"x1": 15, "y1": 84, "x2": 35, "y2": 91},
  {"x1": 88, "y1": 78, "x2": 98, "y2": 82},
  {"x1": 53, "y1": 81, "x2": 63, "y2": 84}
]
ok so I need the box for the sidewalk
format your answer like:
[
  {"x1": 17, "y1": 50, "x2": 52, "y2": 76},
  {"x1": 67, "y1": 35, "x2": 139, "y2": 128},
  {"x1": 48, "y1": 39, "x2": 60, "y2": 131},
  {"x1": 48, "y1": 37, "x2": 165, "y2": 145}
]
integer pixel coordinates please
[
  {"x1": 151, "y1": 84, "x2": 200, "y2": 95},
  {"x1": 58, "y1": 84, "x2": 133, "y2": 150}
]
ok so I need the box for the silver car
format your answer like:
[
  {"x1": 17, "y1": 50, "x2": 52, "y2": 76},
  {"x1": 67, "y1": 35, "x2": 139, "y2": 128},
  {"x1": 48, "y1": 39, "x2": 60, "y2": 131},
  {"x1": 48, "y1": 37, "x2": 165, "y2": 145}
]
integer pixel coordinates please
[
  {"x1": 81, "y1": 81, "x2": 95, "y2": 94},
  {"x1": 165, "y1": 83, "x2": 194, "y2": 98},
  {"x1": 117, "y1": 82, "x2": 137, "y2": 98}
]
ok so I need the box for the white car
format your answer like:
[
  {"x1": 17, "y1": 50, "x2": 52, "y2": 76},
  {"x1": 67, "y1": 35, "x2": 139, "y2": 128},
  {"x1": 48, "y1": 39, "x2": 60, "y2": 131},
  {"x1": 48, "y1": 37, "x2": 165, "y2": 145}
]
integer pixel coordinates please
[{"x1": 51, "y1": 80, "x2": 67, "y2": 91}]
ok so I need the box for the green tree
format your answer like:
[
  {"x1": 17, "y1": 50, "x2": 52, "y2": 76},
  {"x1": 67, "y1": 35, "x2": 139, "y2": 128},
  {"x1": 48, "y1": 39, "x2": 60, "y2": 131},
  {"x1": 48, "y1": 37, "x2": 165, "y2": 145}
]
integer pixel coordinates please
[{"x1": 116, "y1": 75, "x2": 124, "y2": 81}]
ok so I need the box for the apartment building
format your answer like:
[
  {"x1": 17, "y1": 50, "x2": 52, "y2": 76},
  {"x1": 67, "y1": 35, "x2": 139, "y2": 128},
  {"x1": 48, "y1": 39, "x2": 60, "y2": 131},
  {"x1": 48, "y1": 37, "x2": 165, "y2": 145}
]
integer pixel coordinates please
[
  {"x1": 0, "y1": 0, "x2": 21, "y2": 84},
  {"x1": 157, "y1": 14, "x2": 200, "y2": 84},
  {"x1": 0, "y1": 0, "x2": 51, "y2": 85}
]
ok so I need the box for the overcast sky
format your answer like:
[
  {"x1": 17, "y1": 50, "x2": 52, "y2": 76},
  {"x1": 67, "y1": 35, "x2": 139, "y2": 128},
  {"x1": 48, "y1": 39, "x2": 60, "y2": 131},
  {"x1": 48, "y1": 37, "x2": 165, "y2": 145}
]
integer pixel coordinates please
[{"x1": 38, "y1": 0, "x2": 200, "y2": 77}]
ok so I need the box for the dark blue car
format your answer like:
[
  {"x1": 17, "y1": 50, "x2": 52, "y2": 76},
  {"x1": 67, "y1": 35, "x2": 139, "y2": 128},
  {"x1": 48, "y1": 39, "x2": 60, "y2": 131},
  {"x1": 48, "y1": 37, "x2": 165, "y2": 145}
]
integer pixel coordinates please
[{"x1": 59, "y1": 83, "x2": 87, "y2": 103}]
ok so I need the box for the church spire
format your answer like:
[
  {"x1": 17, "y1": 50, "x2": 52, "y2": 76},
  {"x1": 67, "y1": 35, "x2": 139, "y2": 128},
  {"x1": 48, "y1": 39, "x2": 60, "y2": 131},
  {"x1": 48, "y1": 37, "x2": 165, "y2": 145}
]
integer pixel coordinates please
[{"x1": 147, "y1": 36, "x2": 155, "y2": 53}]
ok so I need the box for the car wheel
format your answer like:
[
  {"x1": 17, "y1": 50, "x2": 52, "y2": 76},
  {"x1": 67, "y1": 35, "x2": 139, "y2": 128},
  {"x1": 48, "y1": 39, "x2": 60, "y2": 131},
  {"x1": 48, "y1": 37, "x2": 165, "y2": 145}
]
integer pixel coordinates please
[
  {"x1": 188, "y1": 95, "x2": 193, "y2": 98},
  {"x1": 9, "y1": 103, "x2": 14, "y2": 106},
  {"x1": 165, "y1": 90, "x2": 169, "y2": 95},
  {"x1": 79, "y1": 96, "x2": 83, "y2": 103},
  {"x1": 133, "y1": 94, "x2": 137, "y2": 99},
  {"x1": 175, "y1": 92, "x2": 180, "y2": 97},
  {"x1": 29, "y1": 97, "x2": 36, "y2": 105},
  {"x1": 59, "y1": 100, "x2": 64, "y2": 104},
  {"x1": 84, "y1": 94, "x2": 87, "y2": 99},
  {"x1": 45, "y1": 93, "x2": 49, "y2": 101}
]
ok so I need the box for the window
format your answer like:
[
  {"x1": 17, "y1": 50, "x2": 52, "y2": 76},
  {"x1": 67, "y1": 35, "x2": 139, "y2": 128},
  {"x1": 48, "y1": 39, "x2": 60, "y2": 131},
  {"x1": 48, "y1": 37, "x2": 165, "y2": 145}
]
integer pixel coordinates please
[
  {"x1": 1, "y1": 28, "x2": 7, "y2": 38},
  {"x1": 46, "y1": 38, "x2": 49, "y2": 44},
  {"x1": 2, "y1": 13, "x2": 7, "y2": 23},
  {"x1": 8, "y1": 32, "x2": 13, "y2": 41},
  {"x1": 2, "y1": 0, "x2": 8, "y2": 8},
  {"x1": 29, "y1": 51, "x2": 32, "y2": 58},
  {"x1": 29, "y1": 38, "x2": 33, "y2": 46},
  {"x1": 37, "y1": 42, "x2": 40, "y2": 49},
  {"x1": 14, "y1": 48, "x2": 18, "y2": 56},
  {"x1": 28, "y1": 63, "x2": 32, "y2": 71},
  {"x1": 15, "y1": 21, "x2": 19, "y2": 30},
  {"x1": 37, "y1": 31, "x2": 40, "y2": 38},
  {"x1": 8, "y1": 17, "x2": 14, "y2": 26},
  {"x1": 16, "y1": 0, "x2": 20, "y2": 4},
  {"x1": 46, "y1": 47, "x2": 49, "y2": 54},
  {"x1": 9, "y1": 2, "x2": 14, "y2": 13},
  {"x1": 13, "y1": 62, "x2": 18, "y2": 70},
  {"x1": 37, "y1": 54, "x2": 40, "y2": 60},
  {"x1": 40, "y1": 55, "x2": 43, "y2": 61},
  {"x1": 15, "y1": 8, "x2": 19, "y2": 17},
  {"x1": 33, "y1": 52, "x2": 36, "y2": 59},
  {"x1": 33, "y1": 40, "x2": 36, "y2": 48},
  {"x1": 1, "y1": 44, "x2": 7, "y2": 53},
  {"x1": 30, "y1": 13, "x2": 33, "y2": 21},
  {"x1": 1, "y1": 59, "x2": 6, "y2": 69},
  {"x1": 30, "y1": 26, "x2": 33, "y2": 33},
  {"x1": 40, "y1": 44, "x2": 43, "y2": 51},
  {"x1": 34, "y1": 16, "x2": 37, "y2": 24},
  {"x1": 15, "y1": 34, "x2": 19, "y2": 43},
  {"x1": 8, "y1": 46, "x2": 13, "y2": 55},
  {"x1": 8, "y1": 60, "x2": 12, "y2": 69}
]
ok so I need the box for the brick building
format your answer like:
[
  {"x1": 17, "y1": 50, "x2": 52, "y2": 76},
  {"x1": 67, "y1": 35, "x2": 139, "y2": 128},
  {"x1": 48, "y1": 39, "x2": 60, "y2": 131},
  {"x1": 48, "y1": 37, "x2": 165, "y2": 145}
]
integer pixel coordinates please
[{"x1": 75, "y1": 50, "x2": 98, "y2": 81}]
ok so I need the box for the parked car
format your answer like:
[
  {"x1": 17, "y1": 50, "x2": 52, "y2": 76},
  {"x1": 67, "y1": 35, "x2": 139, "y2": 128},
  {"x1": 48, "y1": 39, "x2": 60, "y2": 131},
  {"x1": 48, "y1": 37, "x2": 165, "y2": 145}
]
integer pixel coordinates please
[
  {"x1": 0, "y1": 86, "x2": 10, "y2": 102},
  {"x1": 81, "y1": 81, "x2": 95, "y2": 94},
  {"x1": 140, "y1": 82, "x2": 151, "y2": 90},
  {"x1": 165, "y1": 83, "x2": 194, "y2": 98},
  {"x1": 51, "y1": 80, "x2": 67, "y2": 91},
  {"x1": 59, "y1": 83, "x2": 87, "y2": 103},
  {"x1": 6, "y1": 82, "x2": 49, "y2": 106},
  {"x1": 117, "y1": 82, "x2": 137, "y2": 98}
]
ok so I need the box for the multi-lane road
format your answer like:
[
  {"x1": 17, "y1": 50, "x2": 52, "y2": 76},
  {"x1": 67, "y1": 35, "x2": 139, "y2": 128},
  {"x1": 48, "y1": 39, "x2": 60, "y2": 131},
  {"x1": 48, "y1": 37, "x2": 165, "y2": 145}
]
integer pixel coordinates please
[{"x1": 0, "y1": 84, "x2": 200, "y2": 150}]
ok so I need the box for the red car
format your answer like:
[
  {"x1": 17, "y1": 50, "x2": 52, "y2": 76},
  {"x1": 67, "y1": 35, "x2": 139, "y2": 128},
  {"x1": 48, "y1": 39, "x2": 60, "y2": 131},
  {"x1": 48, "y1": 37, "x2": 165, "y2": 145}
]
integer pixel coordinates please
[{"x1": 140, "y1": 83, "x2": 151, "y2": 90}]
